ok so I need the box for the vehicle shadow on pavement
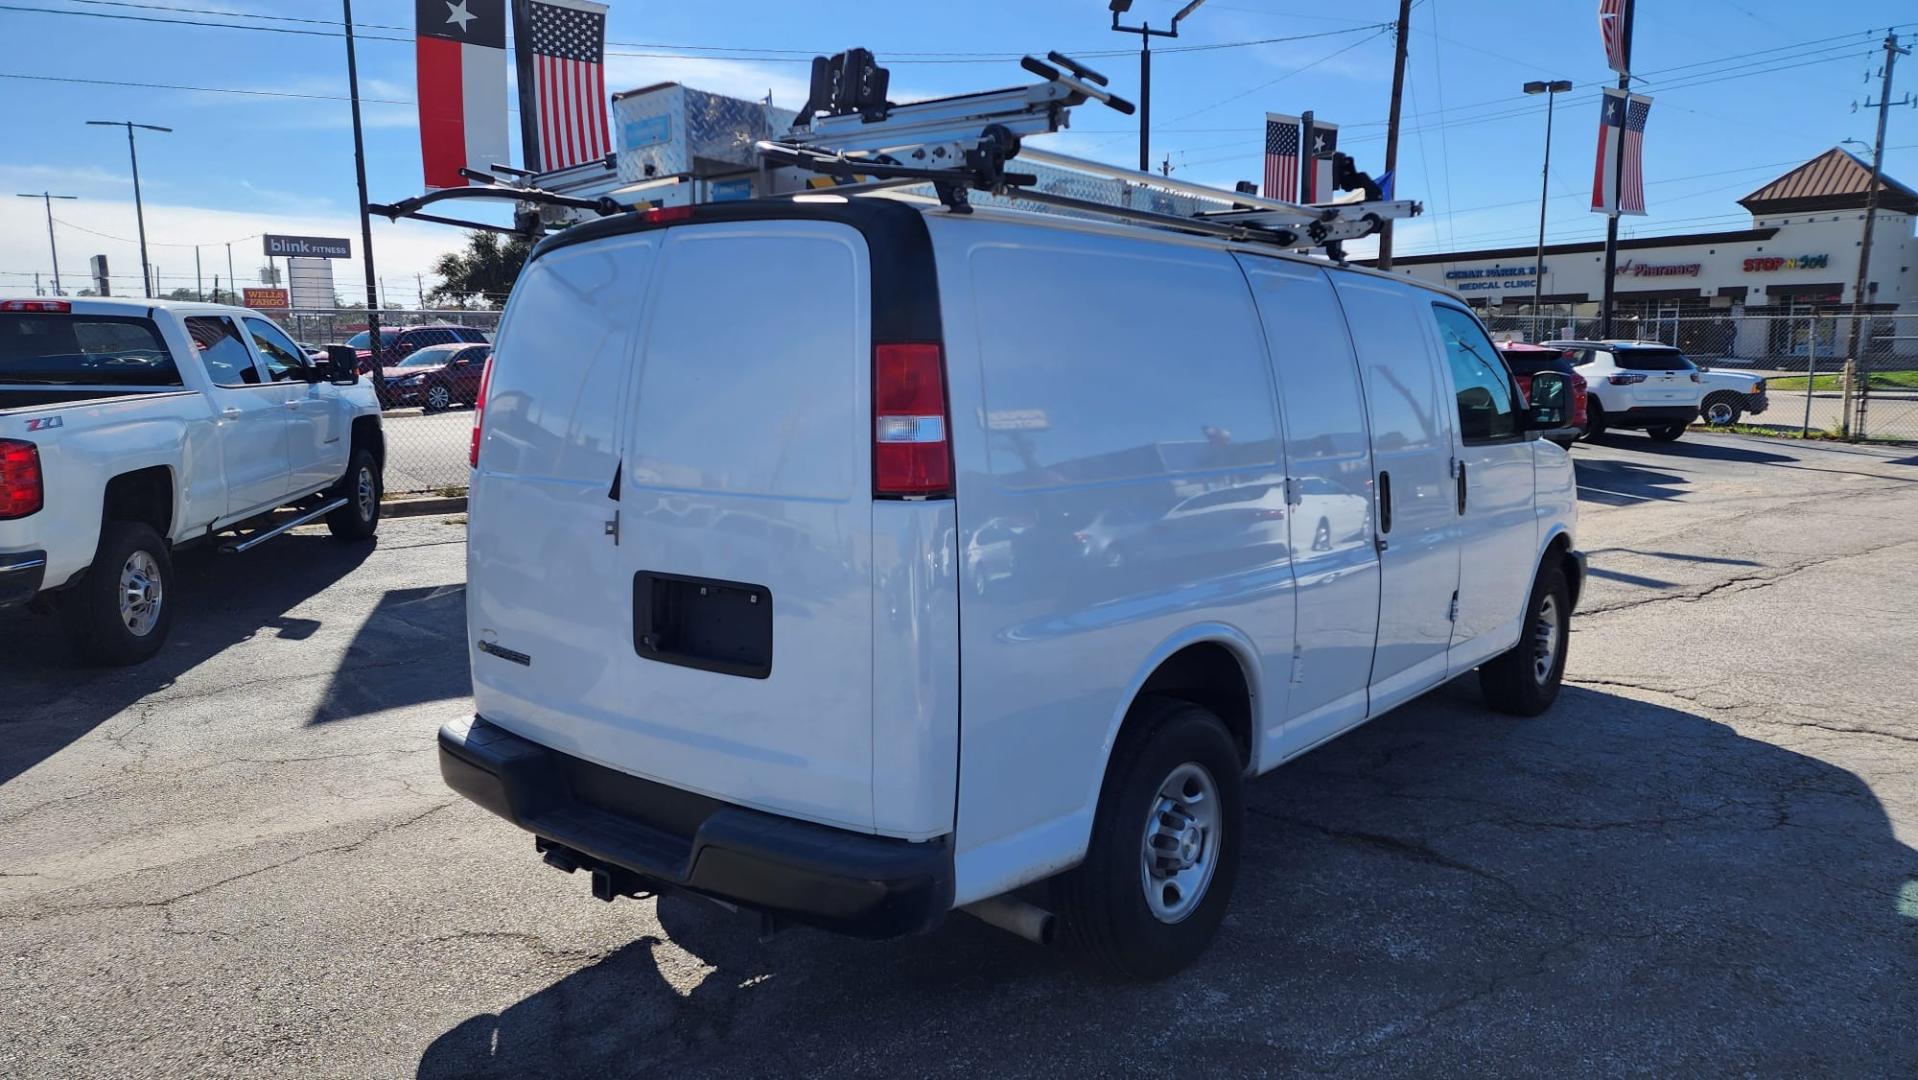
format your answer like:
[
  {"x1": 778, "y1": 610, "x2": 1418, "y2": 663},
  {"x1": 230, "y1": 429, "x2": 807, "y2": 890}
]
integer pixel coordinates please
[
  {"x1": 307, "y1": 582, "x2": 470, "y2": 726},
  {"x1": 1627, "y1": 438, "x2": 1797, "y2": 465},
  {"x1": 414, "y1": 683, "x2": 1918, "y2": 1077},
  {"x1": 1574, "y1": 457, "x2": 1690, "y2": 505},
  {"x1": 0, "y1": 535, "x2": 375, "y2": 788}
]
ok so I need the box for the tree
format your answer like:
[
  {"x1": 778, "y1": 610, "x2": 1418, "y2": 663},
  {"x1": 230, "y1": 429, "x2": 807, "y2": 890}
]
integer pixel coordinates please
[{"x1": 428, "y1": 230, "x2": 533, "y2": 309}]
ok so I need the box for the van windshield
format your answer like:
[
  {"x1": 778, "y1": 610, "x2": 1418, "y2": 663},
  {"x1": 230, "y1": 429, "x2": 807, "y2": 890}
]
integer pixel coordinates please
[
  {"x1": 0, "y1": 314, "x2": 183, "y2": 386},
  {"x1": 1613, "y1": 347, "x2": 1695, "y2": 372}
]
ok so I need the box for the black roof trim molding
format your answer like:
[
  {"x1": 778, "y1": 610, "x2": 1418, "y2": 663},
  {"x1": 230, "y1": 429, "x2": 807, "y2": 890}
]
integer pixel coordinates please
[{"x1": 1362, "y1": 227, "x2": 1780, "y2": 269}]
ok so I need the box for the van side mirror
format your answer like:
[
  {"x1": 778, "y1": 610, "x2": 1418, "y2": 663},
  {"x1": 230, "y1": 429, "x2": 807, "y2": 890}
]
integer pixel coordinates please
[
  {"x1": 323, "y1": 345, "x2": 361, "y2": 386},
  {"x1": 1525, "y1": 371, "x2": 1570, "y2": 431}
]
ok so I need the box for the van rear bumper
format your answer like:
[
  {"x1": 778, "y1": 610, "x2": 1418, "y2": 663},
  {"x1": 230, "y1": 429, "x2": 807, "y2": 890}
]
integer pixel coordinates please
[{"x1": 438, "y1": 716, "x2": 953, "y2": 939}]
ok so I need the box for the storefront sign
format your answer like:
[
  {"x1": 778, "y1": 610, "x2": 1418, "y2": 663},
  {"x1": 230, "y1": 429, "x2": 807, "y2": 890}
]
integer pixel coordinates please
[
  {"x1": 1444, "y1": 265, "x2": 1545, "y2": 280},
  {"x1": 1615, "y1": 260, "x2": 1701, "y2": 278},
  {"x1": 1743, "y1": 254, "x2": 1829, "y2": 272},
  {"x1": 242, "y1": 288, "x2": 289, "y2": 309},
  {"x1": 1454, "y1": 279, "x2": 1537, "y2": 292},
  {"x1": 263, "y1": 234, "x2": 351, "y2": 259}
]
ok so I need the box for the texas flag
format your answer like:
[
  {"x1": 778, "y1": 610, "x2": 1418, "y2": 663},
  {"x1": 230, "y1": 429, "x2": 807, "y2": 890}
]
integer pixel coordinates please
[{"x1": 416, "y1": 0, "x2": 511, "y2": 188}]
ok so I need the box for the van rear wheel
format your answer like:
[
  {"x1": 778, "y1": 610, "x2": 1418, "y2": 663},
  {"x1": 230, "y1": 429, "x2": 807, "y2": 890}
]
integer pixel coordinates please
[
  {"x1": 1478, "y1": 563, "x2": 1570, "y2": 716},
  {"x1": 1055, "y1": 697, "x2": 1243, "y2": 979}
]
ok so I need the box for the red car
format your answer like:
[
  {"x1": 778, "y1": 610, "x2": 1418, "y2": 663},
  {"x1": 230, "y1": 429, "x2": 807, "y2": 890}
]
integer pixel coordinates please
[
  {"x1": 1499, "y1": 342, "x2": 1588, "y2": 447},
  {"x1": 382, "y1": 343, "x2": 491, "y2": 411},
  {"x1": 341, "y1": 324, "x2": 489, "y2": 374}
]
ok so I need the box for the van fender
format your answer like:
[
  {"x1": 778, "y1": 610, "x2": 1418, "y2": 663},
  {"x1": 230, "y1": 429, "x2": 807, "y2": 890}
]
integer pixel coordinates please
[{"x1": 1083, "y1": 621, "x2": 1266, "y2": 819}]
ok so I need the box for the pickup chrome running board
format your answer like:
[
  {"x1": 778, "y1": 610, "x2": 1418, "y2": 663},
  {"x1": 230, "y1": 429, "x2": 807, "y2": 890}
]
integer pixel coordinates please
[{"x1": 219, "y1": 497, "x2": 346, "y2": 554}]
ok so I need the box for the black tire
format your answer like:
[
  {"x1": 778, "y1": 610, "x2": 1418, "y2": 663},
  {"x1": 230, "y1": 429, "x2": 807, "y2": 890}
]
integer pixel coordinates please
[
  {"x1": 60, "y1": 520, "x2": 174, "y2": 666},
  {"x1": 1583, "y1": 401, "x2": 1607, "y2": 440},
  {"x1": 1478, "y1": 562, "x2": 1571, "y2": 716},
  {"x1": 1313, "y1": 516, "x2": 1332, "y2": 551},
  {"x1": 1701, "y1": 393, "x2": 1743, "y2": 427},
  {"x1": 1055, "y1": 697, "x2": 1244, "y2": 979},
  {"x1": 325, "y1": 446, "x2": 381, "y2": 541},
  {"x1": 1647, "y1": 423, "x2": 1686, "y2": 442},
  {"x1": 423, "y1": 383, "x2": 452, "y2": 414}
]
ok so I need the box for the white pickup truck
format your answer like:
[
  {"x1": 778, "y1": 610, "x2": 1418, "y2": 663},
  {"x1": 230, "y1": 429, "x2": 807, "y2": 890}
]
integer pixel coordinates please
[{"x1": 0, "y1": 297, "x2": 384, "y2": 664}]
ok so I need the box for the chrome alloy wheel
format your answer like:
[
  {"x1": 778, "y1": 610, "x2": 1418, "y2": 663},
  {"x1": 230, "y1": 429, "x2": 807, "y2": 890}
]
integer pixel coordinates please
[
  {"x1": 355, "y1": 464, "x2": 376, "y2": 522},
  {"x1": 1705, "y1": 400, "x2": 1737, "y2": 425},
  {"x1": 119, "y1": 550, "x2": 164, "y2": 637},
  {"x1": 1532, "y1": 592, "x2": 1561, "y2": 685},
  {"x1": 426, "y1": 385, "x2": 451, "y2": 411},
  {"x1": 1140, "y1": 761, "x2": 1222, "y2": 923}
]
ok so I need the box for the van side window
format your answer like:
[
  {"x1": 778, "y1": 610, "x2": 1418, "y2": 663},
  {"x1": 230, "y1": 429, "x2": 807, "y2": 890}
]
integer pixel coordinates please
[
  {"x1": 1430, "y1": 305, "x2": 1517, "y2": 442},
  {"x1": 184, "y1": 316, "x2": 260, "y2": 386}
]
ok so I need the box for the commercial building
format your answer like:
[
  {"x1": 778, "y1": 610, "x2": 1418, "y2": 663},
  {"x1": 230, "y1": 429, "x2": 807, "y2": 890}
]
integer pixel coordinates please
[{"x1": 1369, "y1": 149, "x2": 1918, "y2": 359}]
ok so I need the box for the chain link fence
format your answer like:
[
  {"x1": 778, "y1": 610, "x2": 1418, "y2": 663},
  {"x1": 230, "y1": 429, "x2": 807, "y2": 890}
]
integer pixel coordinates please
[
  {"x1": 1487, "y1": 312, "x2": 1918, "y2": 442},
  {"x1": 279, "y1": 308, "x2": 502, "y2": 495},
  {"x1": 292, "y1": 305, "x2": 1918, "y2": 496}
]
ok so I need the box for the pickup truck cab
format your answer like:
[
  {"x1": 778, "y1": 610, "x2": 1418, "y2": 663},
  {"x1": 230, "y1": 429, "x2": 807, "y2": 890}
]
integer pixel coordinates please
[
  {"x1": 443, "y1": 196, "x2": 1585, "y2": 977},
  {"x1": 0, "y1": 297, "x2": 385, "y2": 664}
]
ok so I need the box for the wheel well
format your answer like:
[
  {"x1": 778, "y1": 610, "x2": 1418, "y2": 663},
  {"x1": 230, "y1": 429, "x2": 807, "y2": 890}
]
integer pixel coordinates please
[
  {"x1": 1702, "y1": 389, "x2": 1740, "y2": 403},
  {"x1": 1129, "y1": 642, "x2": 1253, "y2": 768},
  {"x1": 1545, "y1": 533, "x2": 1581, "y2": 610},
  {"x1": 102, "y1": 466, "x2": 173, "y2": 537},
  {"x1": 350, "y1": 416, "x2": 385, "y2": 466}
]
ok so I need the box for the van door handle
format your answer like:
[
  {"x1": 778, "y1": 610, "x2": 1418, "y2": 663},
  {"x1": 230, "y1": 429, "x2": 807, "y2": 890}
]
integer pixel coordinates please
[
  {"x1": 220, "y1": 407, "x2": 242, "y2": 418},
  {"x1": 1377, "y1": 470, "x2": 1392, "y2": 540},
  {"x1": 1456, "y1": 460, "x2": 1468, "y2": 515}
]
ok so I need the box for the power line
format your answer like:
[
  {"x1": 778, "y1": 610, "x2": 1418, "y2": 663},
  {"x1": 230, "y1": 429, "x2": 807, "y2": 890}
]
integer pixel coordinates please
[{"x1": 0, "y1": 71, "x2": 412, "y2": 105}]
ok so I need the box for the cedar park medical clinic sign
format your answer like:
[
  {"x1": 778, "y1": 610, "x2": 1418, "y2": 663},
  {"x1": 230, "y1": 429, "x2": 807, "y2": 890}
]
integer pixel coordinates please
[{"x1": 263, "y1": 234, "x2": 352, "y2": 259}]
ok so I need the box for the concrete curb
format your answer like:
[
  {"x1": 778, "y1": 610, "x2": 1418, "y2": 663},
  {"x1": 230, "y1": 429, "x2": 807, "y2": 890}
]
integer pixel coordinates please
[{"x1": 381, "y1": 494, "x2": 467, "y2": 518}]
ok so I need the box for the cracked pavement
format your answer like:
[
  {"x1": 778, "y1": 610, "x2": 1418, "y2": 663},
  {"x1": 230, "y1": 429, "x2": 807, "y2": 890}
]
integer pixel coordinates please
[{"x1": 3, "y1": 433, "x2": 1916, "y2": 1078}]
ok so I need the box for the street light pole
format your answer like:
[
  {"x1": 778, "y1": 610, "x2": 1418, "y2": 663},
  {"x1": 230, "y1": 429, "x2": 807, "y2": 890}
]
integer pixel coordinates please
[
  {"x1": 1523, "y1": 80, "x2": 1573, "y2": 336},
  {"x1": 1108, "y1": 0, "x2": 1207, "y2": 174},
  {"x1": 16, "y1": 192, "x2": 78, "y2": 296},
  {"x1": 86, "y1": 120, "x2": 171, "y2": 299}
]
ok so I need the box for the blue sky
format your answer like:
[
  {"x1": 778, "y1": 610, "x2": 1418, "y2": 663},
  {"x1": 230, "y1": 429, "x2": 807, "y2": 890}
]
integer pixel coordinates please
[{"x1": 4, "y1": 0, "x2": 1915, "y2": 305}]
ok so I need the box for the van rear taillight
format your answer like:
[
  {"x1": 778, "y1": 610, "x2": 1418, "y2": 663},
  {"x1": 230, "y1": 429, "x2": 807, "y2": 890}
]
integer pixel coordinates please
[
  {"x1": 873, "y1": 343, "x2": 952, "y2": 498},
  {"x1": 469, "y1": 356, "x2": 495, "y2": 468},
  {"x1": 0, "y1": 440, "x2": 43, "y2": 519}
]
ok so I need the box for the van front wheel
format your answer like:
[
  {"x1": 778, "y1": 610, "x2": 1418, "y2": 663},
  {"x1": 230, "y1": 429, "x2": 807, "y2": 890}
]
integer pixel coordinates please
[
  {"x1": 1478, "y1": 563, "x2": 1570, "y2": 716},
  {"x1": 1055, "y1": 697, "x2": 1243, "y2": 979}
]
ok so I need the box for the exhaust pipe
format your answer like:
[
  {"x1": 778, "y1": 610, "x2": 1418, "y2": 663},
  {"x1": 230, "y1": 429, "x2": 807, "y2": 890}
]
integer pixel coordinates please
[{"x1": 960, "y1": 895, "x2": 1056, "y2": 946}]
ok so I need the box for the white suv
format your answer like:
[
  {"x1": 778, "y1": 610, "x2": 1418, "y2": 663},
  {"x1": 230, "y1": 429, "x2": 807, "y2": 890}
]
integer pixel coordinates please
[
  {"x1": 1547, "y1": 340, "x2": 1704, "y2": 442},
  {"x1": 442, "y1": 196, "x2": 1586, "y2": 978}
]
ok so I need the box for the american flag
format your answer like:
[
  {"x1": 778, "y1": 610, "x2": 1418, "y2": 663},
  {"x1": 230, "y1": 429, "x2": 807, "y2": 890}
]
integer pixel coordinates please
[
  {"x1": 1598, "y1": 0, "x2": 1632, "y2": 75},
  {"x1": 521, "y1": 0, "x2": 609, "y2": 171},
  {"x1": 1263, "y1": 113, "x2": 1301, "y2": 201},
  {"x1": 1619, "y1": 94, "x2": 1650, "y2": 214}
]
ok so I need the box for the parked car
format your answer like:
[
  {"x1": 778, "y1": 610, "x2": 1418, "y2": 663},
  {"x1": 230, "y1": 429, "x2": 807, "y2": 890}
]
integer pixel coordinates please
[
  {"x1": 298, "y1": 341, "x2": 327, "y2": 363},
  {"x1": 1692, "y1": 359, "x2": 1768, "y2": 426},
  {"x1": 382, "y1": 342, "x2": 490, "y2": 412},
  {"x1": 1547, "y1": 339, "x2": 1703, "y2": 441},
  {"x1": 0, "y1": 297, "x2": 384, "y2": 664},
  {"x1": 340, "y1": 324, "x2": 488, "y2": 374},
  {"x1": 441, "y1": 198, "x2": 1585, "y2": 979},
  {"x1": 1498, "y1": 342, "x2": 1589, "y2": 447}
]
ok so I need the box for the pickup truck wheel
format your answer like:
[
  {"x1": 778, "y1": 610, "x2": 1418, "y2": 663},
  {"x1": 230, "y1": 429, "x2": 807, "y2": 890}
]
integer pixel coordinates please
[
  {"x1": 1478, "y1": 563, "x2": 1570, "y2": 716},
  {"x1": 61, "y1": 521, "x2": 174, "y2": 666},
  {"x1": 1055, "y1": 697, "x2": 1243, "y2": 979},
  {"x1": 325, "y1": 447, "x2": 381, "y2": 541},
  {"x1": 1702, "y1": 394, "x2": 1742, "y2": 426},
  {"x1": 1648, "y1": 423, "x2": 1687, "y2": 442}
]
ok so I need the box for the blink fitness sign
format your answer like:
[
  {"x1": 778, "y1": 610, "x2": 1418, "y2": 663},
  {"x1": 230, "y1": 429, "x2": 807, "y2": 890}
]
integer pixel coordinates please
[
  {"x1": 1744, "y1": 254, "x2": 1830, "y2": 272},
  {"x1": 1444, "y1": 265, "x2": 1546, "y2": 292},
  {"x1": 263, "y1": 234, "x2": 352, "y2": 259}
]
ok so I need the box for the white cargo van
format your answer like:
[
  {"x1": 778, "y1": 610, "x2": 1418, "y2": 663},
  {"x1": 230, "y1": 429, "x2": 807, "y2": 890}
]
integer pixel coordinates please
[{"x1": 441, "y1": 195, "x2": 1585, "y2": 977}]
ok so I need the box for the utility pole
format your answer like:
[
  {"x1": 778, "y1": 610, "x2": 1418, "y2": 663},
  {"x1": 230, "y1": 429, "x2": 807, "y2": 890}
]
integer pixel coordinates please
[
  {"x1": 1524, "y1": 80, "x2": 1574, "y2": 326},
  {"x1": 16, "y1": 191, "x2": 78, "y2": 296},
  {"x1": 194, "y1": 246, "x2": 204, "y2": 300},
  {"x1": 226, "y1": 242, "x2": 237, "y2": 303},
  {"x1": 1159, "y1": 153, "x2": 1174, "y2": 176},
  {"x1": 1847, "y1": 30, "x2": 1908, "y2": 441},
  {"x1": 1375, "y1": 0, "x2": 1414, "y2": 270},
  {"x1": 1598, "y1": 2, "x2": 1635, "y2": 339},
  {"x1": 343, "y1": 0, "x2": 385, "y2": 392},
  {"x1": 86, "y1": 120, "x2": 170, "y2": 299},
  {"x1": 1108, "y1": 0, "x2": 1207, "y2": 174},
  {"x1": 416, "y1": 272, "x2": 426, "y2": 309}
]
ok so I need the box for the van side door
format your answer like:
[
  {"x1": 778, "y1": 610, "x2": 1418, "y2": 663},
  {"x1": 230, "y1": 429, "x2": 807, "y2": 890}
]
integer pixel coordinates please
[
  {"x1": 1235, "y1": 256, "x2": 1380, "y2": 753},
  {"x1": 1427, "y1": 304, "x2": 1538, "y2": 672},
  {"x1": 183, "y1": 314, "x2": 290, "y2": 517},
  {"x1": 1329, "y1": 275, "x2": 1461, "y2": 714}
]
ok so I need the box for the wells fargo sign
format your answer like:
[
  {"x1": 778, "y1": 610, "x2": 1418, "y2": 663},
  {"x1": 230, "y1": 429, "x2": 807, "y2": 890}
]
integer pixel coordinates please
[{"x1": 1743, "y1": 254, "x2": 1829, "y2": 272}]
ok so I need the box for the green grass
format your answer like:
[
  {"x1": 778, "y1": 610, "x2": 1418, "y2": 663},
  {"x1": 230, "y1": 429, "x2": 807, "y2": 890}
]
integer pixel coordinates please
[
  {"x1": 1688, "y1": 422, "x2": 1916, "y2": 446},
  {"x1": 1766, "y1": 370, "x2": 1918, "y2": 392}
]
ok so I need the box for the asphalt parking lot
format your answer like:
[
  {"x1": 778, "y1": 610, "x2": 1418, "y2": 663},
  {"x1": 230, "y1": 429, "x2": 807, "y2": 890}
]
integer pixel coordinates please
[{"x1": 3, "y1": 432, "x2": 1915, "y2": 1078}]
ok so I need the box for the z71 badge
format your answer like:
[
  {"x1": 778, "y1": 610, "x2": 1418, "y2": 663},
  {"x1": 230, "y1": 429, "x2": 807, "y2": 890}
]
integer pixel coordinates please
[{"x1": 24, "y1": 416, "x2": 64, "y2": 432}]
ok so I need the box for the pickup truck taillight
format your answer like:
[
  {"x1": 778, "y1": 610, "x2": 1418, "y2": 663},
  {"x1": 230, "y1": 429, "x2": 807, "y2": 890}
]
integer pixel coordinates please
[{"x1": 0, "y1": 439, "x2": 43, "y2": 519}]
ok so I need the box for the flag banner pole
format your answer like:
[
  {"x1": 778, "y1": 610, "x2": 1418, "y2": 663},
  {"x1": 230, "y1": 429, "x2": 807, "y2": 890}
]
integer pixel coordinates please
[
  {"x1": 416, "y1": 0, "x2": 510, "y2": 188},
  {"x1": 1262, "y1": 113, "x2": 1301, "y2": 202}
]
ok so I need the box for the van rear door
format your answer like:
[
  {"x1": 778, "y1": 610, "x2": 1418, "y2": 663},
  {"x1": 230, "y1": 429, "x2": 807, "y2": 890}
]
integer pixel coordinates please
[{"x1": 607, "y1": 220, "x2": 881, "y2": 834}]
